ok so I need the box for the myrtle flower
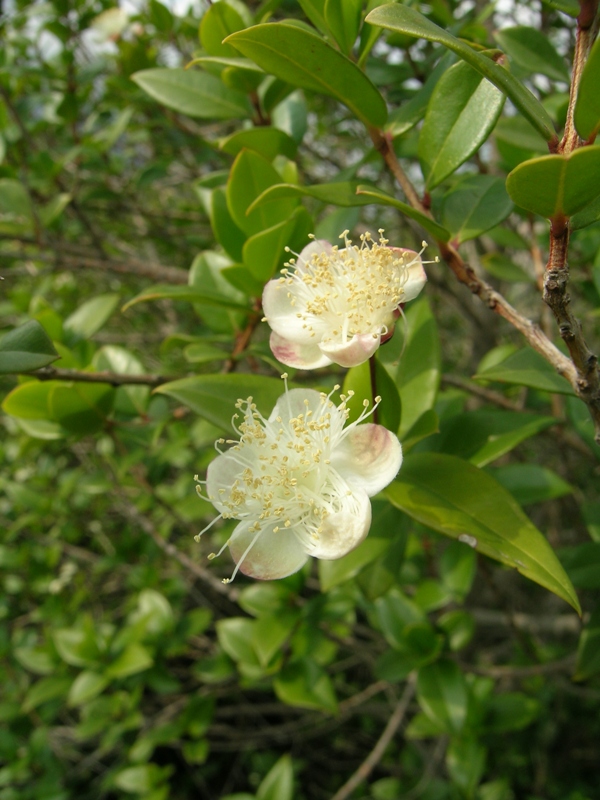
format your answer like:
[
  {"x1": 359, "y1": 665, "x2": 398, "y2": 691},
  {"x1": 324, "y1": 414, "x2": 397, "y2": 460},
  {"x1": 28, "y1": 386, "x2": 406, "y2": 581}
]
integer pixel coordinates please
[
  {"x1": 262, "y1": 230, "x2": 430, "y2": 370},
  {"x1": 195, "y1": 378, "x2": 402, "y2": 582}
]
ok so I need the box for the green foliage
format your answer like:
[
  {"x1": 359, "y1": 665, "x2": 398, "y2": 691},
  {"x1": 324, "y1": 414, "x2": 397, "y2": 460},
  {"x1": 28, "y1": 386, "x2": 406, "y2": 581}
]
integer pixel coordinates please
[{"x1": 1, "y1": 0, "x2": 600, "y2": 798}]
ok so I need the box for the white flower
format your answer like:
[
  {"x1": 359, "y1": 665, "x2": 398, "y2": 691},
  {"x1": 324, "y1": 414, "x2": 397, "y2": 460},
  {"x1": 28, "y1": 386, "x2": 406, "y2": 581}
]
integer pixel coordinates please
[
  {"x1": 262, "y1": 230, "x2": 429, "y2": 370},
  {"x1": 196, "y1": 379, "x2": 402, "y2": 582}
]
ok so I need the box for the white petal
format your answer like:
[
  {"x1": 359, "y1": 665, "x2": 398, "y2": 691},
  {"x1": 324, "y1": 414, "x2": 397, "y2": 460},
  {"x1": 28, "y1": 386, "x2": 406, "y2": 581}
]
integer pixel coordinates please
[
  {"x1": 331, "y1": 423, "x2": 402, "y2": 496},
  {"x1": 310, "y1": 488, "x2": 371, "y2": 559},
  {"x1": 262, "y1": 279, "x2": 321, "y2": 344},
  {"x1": 270, "y1": 332, "x2": 333, "y2": 370},
  {"x1": 390, "y1": 248, "x2": 427, "y2": 303},
  {"x1": 206, "y1": 450, "x2": 246, "y2": 515},
  {"x1": 296, "y1": 239, "x2": 333, "y2": 269},
  {"x1": 268, "y1": 387, "x2": 327, "y2": 423},
  {"x1": 229, "y1": 521, "x2": 309, "y2": 580},
  {"x1": 319, "y1": 333, "x2": 380, "y2": 368}
]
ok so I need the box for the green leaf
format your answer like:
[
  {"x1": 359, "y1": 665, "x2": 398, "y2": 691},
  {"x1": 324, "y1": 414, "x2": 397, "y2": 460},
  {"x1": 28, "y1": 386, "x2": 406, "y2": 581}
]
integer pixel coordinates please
[
  {"x1": 251, "y1": 610, "x2": 300, "y2": 667},
  {"x1": 199, "y1": 0, "x2": 247, "y2": 58},
  {"x1": 446, "y1": 737, "x2": 487, "y2": 796},
  {"x1": 441, "y1": 175, "x2": 513, "y2": 244},
  {"x1": 493, "y1": 26, "x2": 569, "y2": 82},
  {"x1": 0, "y1": 319, "x2": 59, "y2": 374},
  {"x1": 54, "y1": 626, "x2": 99, "y2": 668},
  {"x1": 489, "y1": 464, "x2": 573, "y2": 506},
  {"x1": 22, "y1": 676, "x2": 72, "y2": 713},
  {"x1": 48, "y1": 382, "x2": 114, "y2": 435},
  {"x1": 225, "y1": 23, "x2": 387, "y2": 128},
  {"x1": 183, "y1": 342, "x2": 227, "y2": 364},
  {"x1": 474, "y1": 347, "x2": 576, "y2": 395},
  {"x1": 105, "y1": 643, "x2": 153, "y2": 679},
  {"x1": 274, "y1": 658, "x2": 338, "y2": 713},
  {"x1": 242, "y1": 211, "x2": 301, "y2": 282},
  {"x1": 506, "y1": 146, "x2": 600, "y2": 218},
  {"x1": 298, "y1": 0, "x2": 328, "y2": 35},
  {"x1": 482, "y1": 692, "x2": 541, "y2": 733},
  {"x1": 419, "y1": 61, "x2": 505, "y2": 189},
  {"x1": 379, "y1": 298, "x2": 441, "y2": 438},
  {"x1": 114, "y1": 765, "x2": 164, "y2": 794},
  {"x1": 324, "y1": 0, "x2": 362, "y2": 56},
  {"x1": 542, "y1": 0, "x2": 579, "y2": 15},
  {"x1": 386, "y1": 54, "x2": 452, "y2": 138},
  {"x1": 365, "y1": 4, "x2": 556, "y2": 143},
  {"x1": 206, "y1": 187, "x2": 247, "y2": 262},
  {"x1": 574, "y1": 35, "x2": 600, "y2": 139},
  {"x1": 575, "y1": 610, "x2": 600, "y2": 680},
  {"x1": 122, "y1": 284, "x2": 248, "y2": 313},
  {"x1": 342, "y1": 357, "x2": 401, "y2": 434},
  {"x1": 93, "y1": 345, "x2": 150, "y2": 416},
  {"x1": 154, "y1": 373, "x2": 288, "y2": 432},
  {"x1": 217, "y1": 618, "x2": 259, "y2": 666},
  {"x1": 570, "y1": 192, "x2": 600, "y2": 231},
  {"x1": 40, "y1": 192, "x2": 72, "y2": 226},
  {"x1": 2, "y1": 380, "x2": 54, "y2": 420},
  {"x1": 480, "y1": 253, "x2": 534, "y2": 283},
  {"x1": 227, "y1": 150, "x2": 298, "y2": 236},
  {"x1": 0, "y1": 178, "x2": 34, "y2": 234},
  {"x1": 219, "y1": 127, "x2": 298, "y2": 160},
  {"x1": 257, "y1": 754, "x2": 294, "y2": 800},
  {"x1": 559, "y1": 543, "x2": 600, "y2": 589},
  {"x1": 67, "y1": 671, "x2": 109, "y2": 707},
  {"x1": 386, "y1": 453, "x2": 581, "y2": 613},
  {"x1": 248, "y1": 180, "x2": 372, "y2": 215},
  {"x1": 440, "y1": 540, "x2": 476, "y2": 598},
  {"x1": 64, "y1": 293, "x2": 120, "y2": 342},
  {"x1": 132, "y1": 68, "x2": 251, "y2": 120},
  {"x1": 435, "y1": 409, "x2": 556, "y2": 467},
  {"x1": 355, "y1": 185, "x2": 451, "y2": 241},
  {"x1": 417, "y1": 659, "x2": 468, "y2": 734}
]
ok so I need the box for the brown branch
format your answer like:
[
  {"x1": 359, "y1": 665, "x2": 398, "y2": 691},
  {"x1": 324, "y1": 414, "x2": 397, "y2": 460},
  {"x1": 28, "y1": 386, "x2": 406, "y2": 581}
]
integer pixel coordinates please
[
  {"x1": 462, "y1": 654, "x2": 576, "y2": 680},
  {"x1": 330, "y1": 675, "x2": 416, "y2": 800},
  {"x1": 23, "y1": 367, "x2": 179, "y2": 387}
]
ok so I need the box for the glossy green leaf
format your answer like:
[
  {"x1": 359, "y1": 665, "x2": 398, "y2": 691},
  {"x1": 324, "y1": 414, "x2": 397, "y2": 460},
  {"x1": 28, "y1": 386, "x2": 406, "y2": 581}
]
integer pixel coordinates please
[
  {"x1": 417, "y1": 659, "x2": 468, "y2": 734},
  {"x1": 386, "y1": 453, "x2": 581, "y2": 612},
  {"x1": 489, "y1": 464, "x2": 573, "y2": 506},
  {"x1": 419, "y1": 61, "x2": 505, "y2": 189},
  {"x1": 570, "y1": 193, "x2": 600, "y2": 231},
  {"x1": 22, "y1": 676, "x2": 72, "y2": 713},
  {"x1": 506, "y1": 146, "x2": 600, "y2": 218},
  {"x1": 355, "y1": 185, "x2": 451, "y2": 241},
  {"x1": 274, "y1": 658, "x2": 338, "y2": 713},
  {"x1": 93, "y1": 345, "x2": 150, "y2": 416},
  {"x1": 575, "y1": 610, "x2": 600, "y2": 680},
  {"x1": 435, "y1": 409, "x2": 556, "y2": 467},
  {"x1": 386, "y1": 54, "x2": 452, "y2": 137},
  {"x1": 189, "y1": 251, "x2": 248, "y2": 334},
  {"x1": 342, "y1": 357, "x2": 401, "y2": 434},
  {"x1": 154, "y1": 373, "x2": 288, "y2": 432},
  {"x1": 105, "y1": 643, "x2": 153, "y2": 679},
  {"x1": 219, "y1": 127, "x2": 298, "y2": 160},
  {"x1": 474, "y1": 346, "x2": 576, "y2": 395},
  {"x1": 379, "y1": 298, "x2": 441, "y2": 438},
  {"x1": 221, "y1": 265, "x2": 265, "y2": 297},
  {"x1": 252, "y1": 610, "x2": 300, "y2": 667},
  {"x1": 324, "y1": 0, "x2": 362, "y2": 55},
  {"x1": 64, "y1": 294, "x2": 119, "y2": 343},
  {"x1": 199, "y1": 0, "x2": 247, "y2": 58},
  {"x1": 67, "y1": 670, "x2": 109, "y2": 706},
  {"x1": 207, "y1": 187, "x2": 247, "y2": 262},
  {"x1": 217, "y1": 618, "x2": 259, "y2": 666},
  {"x1": 242, "y1": 211, "x2": 301, "y2": 282},
  {"x1": 441, "y1": 175, "x2": 513, "y2": 244},
  {"x1": 257, "y1": 754, "x2": 294, "y2": 800},
  {"x1": 0, "y1": 319, "x2": 59, "y2": 374},
  {"x1": 48, "y1": 382, "x2": 115, "y2": 435},
  {"x1": 298, "y1": 0, "x2": 328, "y2": 35},
  {"x1": 2, "y1": 379, "x2": 55, "y2": 419},
  {"x1": 365, "y1": 4, "x2": 556, "y2": 143},
  {"x1": 574, "y1": 35, "x2": 600, "y2": 139},
  {"x1": 249, "y1": 180, "x2": 372, "y2": 215},
  {"x1": 122, "y1": 284, "x2": 248, "y2": 313},
  {"x1": 494, "y1": 26, "x2": 569, "y2": 82},
  {"x1": 132, "y1": 68, "x2": 251, "y2": 120},
  {"x1": 227, "y1": 150, "x2": 298, "y2": 236},
  {"x1": 225, "y1": 23, "x2": 387, "y2": 128}
]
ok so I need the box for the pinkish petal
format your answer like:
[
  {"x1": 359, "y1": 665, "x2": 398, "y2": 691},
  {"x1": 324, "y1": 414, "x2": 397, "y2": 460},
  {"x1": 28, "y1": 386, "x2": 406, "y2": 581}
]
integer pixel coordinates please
[
  {"x1": 319, "y1": 333, "x2": 380, "y2": 368},
  {"x1": 389, "y1": 248, "x2": 427, "y2": 302},
  {"x1": 332, "y1": 423, "x2": 402, "y2": 496},
  {"x1": 270, "y1": 332, "x2": 333, "y2": 370},
  {"x1": 229, "y1": 521, "x2": 309, "y2": 580},
  {"x1": 310, "y1": 488, "x2": 371, "y2": 559},
  {"x1": 262, "y1": 279, "x2": 319, "y2": 345}
]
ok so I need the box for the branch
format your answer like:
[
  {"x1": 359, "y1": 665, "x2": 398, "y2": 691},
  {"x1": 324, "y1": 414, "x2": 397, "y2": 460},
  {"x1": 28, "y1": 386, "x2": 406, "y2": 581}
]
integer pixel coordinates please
[
  {"x1": 330, "y1": 675, "x2": 416, "y2": 800},
  {"x1": 23, "y1": 367, "x2": 179, "y2": 387}
]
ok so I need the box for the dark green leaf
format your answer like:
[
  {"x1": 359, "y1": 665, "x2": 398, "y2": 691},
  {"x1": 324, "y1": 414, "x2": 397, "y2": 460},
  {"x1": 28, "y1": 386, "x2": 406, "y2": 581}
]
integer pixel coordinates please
[
  {"x1": 225, "y1": 23, "x2": 387, "y2": 127},
  {"x1": 132, "y1": 68, "x2": 251, "y2": 120},
  {"x1": 446, "y1": 737, "x2": 487, "y2": 796},
  {"x1": 489, "y1": 464, "x2": 573, "y2": 506},
  {"x1": 342, "y1": 357, "x2": 401, "y2": 434},
  {"x1": 474, "y1": 347, "x2": 576, "y2": 395},
  {"x1": 506, "y1": 146, "x2": 600, "y2": 218},
  {"x1": 248, "y1": 180, "x2": 373, "y2": 215},
  {"x1": 575, "y1": 610, "x2": 600, "y2": 680},
  {"x1": 365, "y1": 4, "x2": 556, "y2": 142},
  {"x1": 386, "y1": 453, "x2": 581, "y2": 612},
  {"x1": 494, "y1": 26, "x2": 569, "y2": 82},
  {"x1": 419, "y1": 62, "x2": 505, "y2": 189},
  {"x1": 441, "y1": 175, "x2": 513, "y2": 243},
  {"x1": 355, "y1": 185, "x2": 451, "y2": 241},
  {"x1": 48, "y1": 383, "x2": 114, "y2": 435},
  {"x1": 122, "y1": 285, "x2": 248, "y2": 313},
  {"x1": 559, "y1": 543, "x2": 600, "y2": 589},
  {"x1": 22, "y1": 677, "x2": 72, "y2": 713},
  {"x1": 274, "y1": 658, "x2": 338, "y2": 713},
  {"x1": 0, "y1": 320, "x2": 59, "y2": 374},
  {"x1": 242, "y1": 211, "x2": 301, "y2": 282},
  {"x1": 417, "y1": 659, "x2": 468, "y2": 734},
  {"x1": 324, "y1": 0, "x2": 362, "y2": 56}
]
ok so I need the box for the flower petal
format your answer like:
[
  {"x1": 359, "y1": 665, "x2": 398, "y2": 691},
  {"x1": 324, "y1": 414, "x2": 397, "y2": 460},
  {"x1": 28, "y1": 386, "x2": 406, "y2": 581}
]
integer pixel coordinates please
[
  {"x1": 310, "y1": 488, "x2": 372, "y2": 559},
  {"x1": 332, "y1": 423, "x2": 403, "y2": 496},
  {"x1": 262, "y1": 279, "x2": 321, "y2": 344},
  {"x1": 390, "y1": 248, "x2": 427, "y2": 302},
  {"x1": 229, "y1": 521, "x2": 309, "y2": 580},
  {"x1": 270, "y1": 332, "x2": 333, "y2": 370},
  {"x1": 319, "y1": 333, "x2": 380, "y2": 368},
  {"x1": 206, "y1": 450, "x2": 248, "y2": 515},
  {"x1": 268, "y1": 387, "x2": 326, "y2": 422},
  {"x1": 296, "y1": 239, "x2": 333, "y2": 269}
]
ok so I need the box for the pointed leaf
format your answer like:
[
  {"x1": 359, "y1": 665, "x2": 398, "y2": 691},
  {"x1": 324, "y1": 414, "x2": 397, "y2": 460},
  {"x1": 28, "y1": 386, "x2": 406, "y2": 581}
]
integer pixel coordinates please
[
  {"x1": 441, "y1": 175, "x2": 513, "y2": 243},
  {"x1": 365, "y1": 4, "x2": 556, "y2": 143},
  {"x1": 257, "y1": 754, "x2": 294, "y2": 800},
  {"x1": 386, "y1": 453, "x2": 581, "y2": 612},
  {"x1": 417, "y1": 659, "x2": 468, "y2": 734},
  {"x1": 219, "y1": 127, "x2": 298, "y2": 160},
  {"x1": 64, "y1": 294, "x2": 120, "y2": 342},
  {"x1": 225, "y1": 23, "x2": 387, "y2": 127},
  {"x1": 474, "y1": 347, "x2": 576, "y2": 395},
  {"x1": 0, "y1": 320, "x2": 59, "y2": 374},
  {"x1": 122, "y1": 284, "x2": 248, "y2": 312},
  {"x1": 324, "y1": 0, "x2": 363, "y2": 55},
  {"x1": 493, "y1": 26, "x2": 569, "y2": 82},
  {"x1": 355, "y1": 185, "x2": 451, "y2": 241},
  {"x1": 574, "y1": 35, "x2": 600, "y2": 139}
]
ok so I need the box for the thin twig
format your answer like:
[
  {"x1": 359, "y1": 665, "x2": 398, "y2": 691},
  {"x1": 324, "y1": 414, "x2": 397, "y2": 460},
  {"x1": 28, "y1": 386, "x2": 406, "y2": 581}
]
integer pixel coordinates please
[
  {"x1": 330, "y1": 675, "x2": 416, "y2": 800},
  {"x1": 22, "y1": 367, "x2": 180, "y2": 387}
]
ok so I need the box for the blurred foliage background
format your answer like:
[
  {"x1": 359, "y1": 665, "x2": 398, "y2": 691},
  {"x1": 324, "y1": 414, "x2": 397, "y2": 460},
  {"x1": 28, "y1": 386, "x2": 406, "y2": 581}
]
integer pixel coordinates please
[{"x1": 1, "y1": 0, "x2": 600, "y2": 798}]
